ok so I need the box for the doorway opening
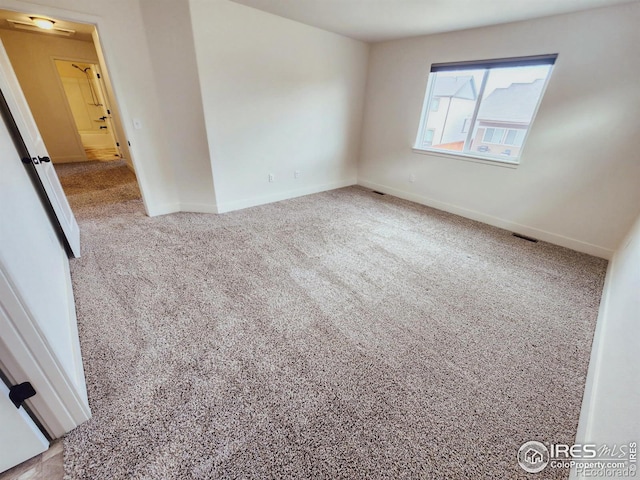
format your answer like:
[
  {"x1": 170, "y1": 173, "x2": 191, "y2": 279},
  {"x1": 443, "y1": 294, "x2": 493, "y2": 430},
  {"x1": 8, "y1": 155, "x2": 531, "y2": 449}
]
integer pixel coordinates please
[
  {"x1": 54, "y1": 59, "x2": 121, "y2": 161},
  {"x1": 0, "y1": 9, "x2": 142, "y2": 211}
]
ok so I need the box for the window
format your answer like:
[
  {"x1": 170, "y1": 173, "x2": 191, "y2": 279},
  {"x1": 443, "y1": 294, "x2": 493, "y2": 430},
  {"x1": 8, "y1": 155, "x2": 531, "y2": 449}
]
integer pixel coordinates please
[
  {"x1": 423, "y1": 129, "x2": 435, "y2": 146},
  {"x1": 461, "y1": 117, "x2": 471, "y2": 134},
  {"x1": 414, "y1": 54, "x2": 556, "y2": 164},
  {"x1": 504, "y1": 129, "x2": 517, "y2": 145},
  {"x1": 483, "y1": 127, "x2": 506, "y2": 144}
]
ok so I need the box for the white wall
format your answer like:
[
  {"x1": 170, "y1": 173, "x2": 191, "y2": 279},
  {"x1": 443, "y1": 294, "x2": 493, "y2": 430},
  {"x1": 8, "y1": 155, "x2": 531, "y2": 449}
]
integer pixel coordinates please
[
  {"x1": 0, "y1": 29, "x2": 98, "y2": 163},
  {"x1": 189, "y1": 0, "x2": 369, "y2": 213},
  {"x1": 572, "y1": 213, "x2": 640, "y2": 478},
  {"x1": 139, "y1": 0, "x2": 216, "y2": 212},
  {"x1": 358, "y1": 3, "x2": 640, "y2": 258},
  {"x1": 0, "y1": 0, "x2": 181, "y2": 215}
]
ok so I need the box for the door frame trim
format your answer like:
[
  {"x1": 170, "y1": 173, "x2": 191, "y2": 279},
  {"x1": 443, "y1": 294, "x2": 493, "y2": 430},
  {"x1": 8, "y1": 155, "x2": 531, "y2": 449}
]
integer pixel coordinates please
[
  {"x1": 0, "y1": 264, "x2": 90, "y2": 439},
  {"x1": 0, "y1": 0, "x2": 149, "y2": 213}
]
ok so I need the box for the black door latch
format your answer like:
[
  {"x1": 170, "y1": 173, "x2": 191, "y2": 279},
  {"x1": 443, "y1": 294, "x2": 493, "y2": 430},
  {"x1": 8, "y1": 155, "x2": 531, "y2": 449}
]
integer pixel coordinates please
[{"x1": 9, "y1": 382, "x2": 36, "y2": 408}]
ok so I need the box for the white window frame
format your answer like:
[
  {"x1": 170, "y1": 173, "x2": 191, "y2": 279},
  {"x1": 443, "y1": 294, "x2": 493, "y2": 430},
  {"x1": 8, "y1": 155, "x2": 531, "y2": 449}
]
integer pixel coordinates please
[{"x1": 413, "y1": 54, "x2": 557, "y2": 166}]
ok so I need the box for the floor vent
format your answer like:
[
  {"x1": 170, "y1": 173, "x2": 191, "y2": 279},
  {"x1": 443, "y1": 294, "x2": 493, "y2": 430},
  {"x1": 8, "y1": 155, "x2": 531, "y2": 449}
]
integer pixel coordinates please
[
  {"x1": 372, "y1": 190, "x2": 386, "y2": 195},
  {"x1": 512, "y1": 232, "x2": 538, "y2": 243}
]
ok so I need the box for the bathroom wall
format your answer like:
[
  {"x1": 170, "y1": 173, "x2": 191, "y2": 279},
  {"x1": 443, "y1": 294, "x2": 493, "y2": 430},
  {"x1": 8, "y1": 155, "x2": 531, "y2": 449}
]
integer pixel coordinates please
[{"x1": 0, "y1": 29, "x2": 99, "y2": 163}]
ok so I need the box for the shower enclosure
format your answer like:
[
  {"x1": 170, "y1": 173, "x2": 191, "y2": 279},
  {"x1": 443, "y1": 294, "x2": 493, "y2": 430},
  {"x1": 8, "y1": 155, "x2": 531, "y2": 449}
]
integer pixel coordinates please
[{"x1": 55, "y1": 59, "x2": 121, "y2": 161}]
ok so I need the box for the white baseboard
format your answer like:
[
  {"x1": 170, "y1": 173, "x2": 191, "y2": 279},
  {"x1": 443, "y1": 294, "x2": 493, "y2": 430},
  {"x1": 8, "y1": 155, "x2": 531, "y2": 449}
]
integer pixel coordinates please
[
  {"x1": 216, "y1": 179, "x2": 356, "y2": 214},
  {"x1": 145, "y1": 202, "x2": 181, "y2": 217},
  {"x1": 357, "y1": 178, "x2": 614, "y2": 259},
  {"x1": 146, "y1": 202, "x2": 218, "y2": 216},
  {"x1": 180, "y1": 202, "x2": 218, "y2": 214},
  {"x1": 571, "y1": 258, "x2": 615, "y2": 459}
]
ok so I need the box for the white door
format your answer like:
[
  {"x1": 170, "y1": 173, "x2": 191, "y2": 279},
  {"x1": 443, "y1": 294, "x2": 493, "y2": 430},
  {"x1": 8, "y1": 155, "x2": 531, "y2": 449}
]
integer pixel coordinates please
[
  {"x1": 0, "y1": 40, "x2": 80, "y2": 258},
  {"x1": 0, "y1": 379, "x2": 49, "y2": 473},
  {"x1": 0, "y1": 51, "x2": 90, "y2": 471}
]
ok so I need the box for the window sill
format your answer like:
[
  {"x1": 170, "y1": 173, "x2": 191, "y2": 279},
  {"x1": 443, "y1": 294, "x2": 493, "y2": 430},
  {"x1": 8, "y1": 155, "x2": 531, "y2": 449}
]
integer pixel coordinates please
[{"x1": 411, "y1": 147, "x2": 520, "y2": 169}]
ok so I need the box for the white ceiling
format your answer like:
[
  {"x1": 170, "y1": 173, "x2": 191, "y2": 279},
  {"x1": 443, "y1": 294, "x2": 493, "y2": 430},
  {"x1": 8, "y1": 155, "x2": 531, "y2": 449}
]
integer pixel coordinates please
[{"x1": 230, "y1": 0, "x2": 638, "y2": 42}]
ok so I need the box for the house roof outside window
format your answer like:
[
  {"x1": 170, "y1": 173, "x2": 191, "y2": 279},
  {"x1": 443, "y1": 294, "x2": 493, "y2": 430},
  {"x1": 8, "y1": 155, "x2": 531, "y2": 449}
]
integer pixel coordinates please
[
  {"x1": 432, "y1": 75, "x2": 477, "y2": 100},
  {"x1": 477, "y1": 79, "x2": 545, "y2": 124}
]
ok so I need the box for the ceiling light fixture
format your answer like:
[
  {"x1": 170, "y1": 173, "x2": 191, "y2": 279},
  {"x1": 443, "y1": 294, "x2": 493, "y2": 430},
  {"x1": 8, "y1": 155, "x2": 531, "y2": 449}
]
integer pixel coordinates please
[{"x1": 30, "y1": 17, "x2": 55, "y2": 30}]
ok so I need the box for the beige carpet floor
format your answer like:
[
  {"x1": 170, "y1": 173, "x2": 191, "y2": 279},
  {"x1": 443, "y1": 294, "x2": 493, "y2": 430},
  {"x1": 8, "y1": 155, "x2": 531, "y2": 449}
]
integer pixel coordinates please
[
  {"x1": 55, "y1": 160, "x2": 607, "y2": 479},
  {"x1": 54, "y1": 159, "x2": 140, "y2": 210}
]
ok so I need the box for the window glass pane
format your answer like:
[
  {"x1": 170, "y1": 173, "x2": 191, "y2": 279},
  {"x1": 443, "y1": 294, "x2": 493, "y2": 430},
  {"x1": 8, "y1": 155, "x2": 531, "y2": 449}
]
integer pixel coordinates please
[
  {"x1": 461, "y1": 117, "x2": 470, "y2": 133},
  {"x1": 419, "y1": 69, "x2": 484, "y2": 152},
  {"x1": 470, "y1": 64, "x2": 552, "y2": 158},
  {"x1": 492, "y1": 128, "x2": 505, "y2": 143},
  {"x1": 424, "y1": 129, "x2": 434, "y2": 145},
  {"x1": 416, "y1": 58, "x2": 554, "y2": 163}
]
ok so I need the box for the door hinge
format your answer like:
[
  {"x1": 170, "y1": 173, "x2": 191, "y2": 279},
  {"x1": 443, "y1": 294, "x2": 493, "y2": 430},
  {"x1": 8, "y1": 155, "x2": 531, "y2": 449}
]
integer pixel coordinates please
[
  {"x1": 96, "y1": 73, "x2": 101, "y2": 79},
  {"x1": 116, "y1": 142, "x2": 120, "y2": 147},
  {"x1": 127, "y1": 141, "x2": 131, "y2": 147},
  {"x1": 9, "y1": 382, "x2": 36, "y2": 408},
  {"x1": 107, "y1": 109, "x2": 111, "y2": 114}
]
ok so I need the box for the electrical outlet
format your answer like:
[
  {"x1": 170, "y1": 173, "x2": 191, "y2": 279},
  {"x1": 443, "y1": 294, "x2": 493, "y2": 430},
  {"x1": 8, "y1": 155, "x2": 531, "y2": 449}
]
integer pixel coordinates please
[
  {"x1": 268, "y1": 173, "x2": 275, "y2": 183},
  {"x1": 409, "y1": 173, "x2": 416, "y2": 183},
  {"x1": 294, "y1": 170, "x2": 301, "y2": 179}
]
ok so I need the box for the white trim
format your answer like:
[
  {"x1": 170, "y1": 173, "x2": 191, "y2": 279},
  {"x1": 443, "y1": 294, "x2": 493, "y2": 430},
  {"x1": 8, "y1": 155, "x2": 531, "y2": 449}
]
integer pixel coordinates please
[
  {"x1": 148, "y1": 181, "x2": 357, "y2": 216},
  {"x1": 216, "y1": 180, "x2": 356, "y2": 214},
  {"x1": 147, "y1": 201, "x2": 220, "y2": 216},
  {"x1": 145, "y1": 202, "x2": 181, "y2": 217},
  {"x1": 0, "y1": 265, "x2": 91, "y2": 438},
  {"x1": 357, "y1": 178, "x2": 614, "y2": 259},
  {"x1": 412, "y1": 147, "x2": 519, "y2": 168},
  {"x1": 180, "y1": 203, "x2": 218, "y2": 214},
  {"x1": 0, "y1": 0, "x2": 155, "y2": 217},
  {"x1": 571, "y1": 258, "x2": 614, "y2": 456}
]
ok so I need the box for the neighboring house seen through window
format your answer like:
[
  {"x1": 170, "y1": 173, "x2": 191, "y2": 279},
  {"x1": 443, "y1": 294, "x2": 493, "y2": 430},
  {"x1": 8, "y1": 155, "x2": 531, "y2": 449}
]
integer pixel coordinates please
[
  {"x1": 414, "y1": 54, "x2": 557, "y2": 164},
  {"x1": 424, "y1": 129, "x2": 435, "y2": 146}
]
